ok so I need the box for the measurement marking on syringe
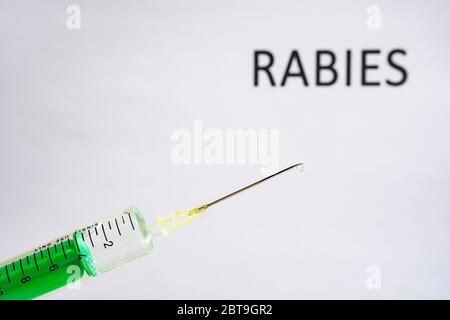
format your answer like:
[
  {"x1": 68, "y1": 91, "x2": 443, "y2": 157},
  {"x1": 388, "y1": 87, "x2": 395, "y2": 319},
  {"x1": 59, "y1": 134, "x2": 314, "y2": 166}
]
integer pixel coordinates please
[
  {"x1": 5, "y1": 265, "x2": 10, "y2": 283},
  {"x1": 33, "y1": 253, "x2": 39, "y2": 271},
  {"x1": 115, "y1": 218, "x2": 122, "y2": 236},
  {"x1": 81, "y1": 233, "x2": 85, "y2": 242},
  {"x1": 47, "y1": 248, "x2": 53, "y2": 265},
  {"x1": 88, "y1": 230, "x2": 94, "y2": 247},
  {"x1": 19, "y1": 259, "x2": 25, "y2": 276},
  {"x1": 126, "y1": 212, "x2": 135, "y2": 230},
  {"x1": 101, "y1": 224, "x2": 108, "y2": 241},
  {"x1": 61, "y1": 242, "x2": 67, "y2": 259},
  {"x1": 122, "y1": 216, "x2": 125, "y2": 224},
  {"x1": 95, "y1": 226, "x2": 98, "y2": 236},
  {"x1": 40, "y1": 250, "x2": 44, "y2": 259},
  {"x1": 26, "y1": 256, "x2": 30, "y2": 264},
  {"x1": 68, "y1": 238, "x2": 72, "y2": 247},
  {"x1": 74, "y1": 235, "x2": 81, "y2": 253},
  {"x1": 54, "y1": 244, "x2": 58, "y2": 253},
  {"x1": 12, "y1": 261, "x2": 15, "y2": 271}
]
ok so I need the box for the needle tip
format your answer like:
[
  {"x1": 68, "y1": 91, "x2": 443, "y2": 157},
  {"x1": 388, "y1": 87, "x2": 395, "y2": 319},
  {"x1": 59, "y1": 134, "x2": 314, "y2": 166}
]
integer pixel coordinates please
[{"x1": 295, "y1": 163, "x2": 304, "y2": 172}]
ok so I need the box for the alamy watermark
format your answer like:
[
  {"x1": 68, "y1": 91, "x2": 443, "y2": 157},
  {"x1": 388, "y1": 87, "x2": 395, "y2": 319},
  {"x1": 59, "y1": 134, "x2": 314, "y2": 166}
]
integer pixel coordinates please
[
  {"x1": 366, "y1": 5, "x2": 381, "y2": 30},
  {"x1": 171, "y1": 121, "x2": 280, "y2": 175},
  {"x1": 66, "y1": 265, "x2": 82, "y2": 290},
  {"x1": 366, "y1": 265, "x2": 382, "y2": 290},
  {"x1": 66, "y1": 5, "x2": 81, "y2": 30}
]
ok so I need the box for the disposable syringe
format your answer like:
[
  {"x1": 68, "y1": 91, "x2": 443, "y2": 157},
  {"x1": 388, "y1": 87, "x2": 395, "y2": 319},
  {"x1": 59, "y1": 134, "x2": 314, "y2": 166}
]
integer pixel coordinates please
[{"x1": 0, "y1": 163, "x2": 303, "y2": 300}]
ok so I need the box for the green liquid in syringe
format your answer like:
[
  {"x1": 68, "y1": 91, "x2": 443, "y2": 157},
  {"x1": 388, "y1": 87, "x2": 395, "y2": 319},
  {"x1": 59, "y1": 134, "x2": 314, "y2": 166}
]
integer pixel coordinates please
[{"x1": 0, "y1": 237, "x2": 85, "y2": 300}]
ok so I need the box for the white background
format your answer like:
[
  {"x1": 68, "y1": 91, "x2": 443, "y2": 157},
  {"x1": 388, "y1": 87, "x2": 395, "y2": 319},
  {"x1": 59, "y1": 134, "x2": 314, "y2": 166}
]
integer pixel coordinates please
[{"x1": 0, "y1": 0, "x2": 449, "y2": 299}]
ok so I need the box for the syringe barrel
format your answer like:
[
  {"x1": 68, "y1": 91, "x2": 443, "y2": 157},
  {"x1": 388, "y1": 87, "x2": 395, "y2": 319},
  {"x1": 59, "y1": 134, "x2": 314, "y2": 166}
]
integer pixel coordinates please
[{"x1": 75, "y1": 207, "x2": 153, "y2": 276}]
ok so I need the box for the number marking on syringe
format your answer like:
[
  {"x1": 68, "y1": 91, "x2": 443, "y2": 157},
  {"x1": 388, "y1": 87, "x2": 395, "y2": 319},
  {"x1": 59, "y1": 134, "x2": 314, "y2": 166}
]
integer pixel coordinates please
[{"x1": 74, "y1": 235, "x2": 86, "y2": 259}]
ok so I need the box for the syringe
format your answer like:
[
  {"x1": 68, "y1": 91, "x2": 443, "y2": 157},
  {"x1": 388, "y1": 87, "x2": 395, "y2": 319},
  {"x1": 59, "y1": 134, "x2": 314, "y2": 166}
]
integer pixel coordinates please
[{"x1": 0, "y1": 163, "x2": 303, "y2": 300}]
